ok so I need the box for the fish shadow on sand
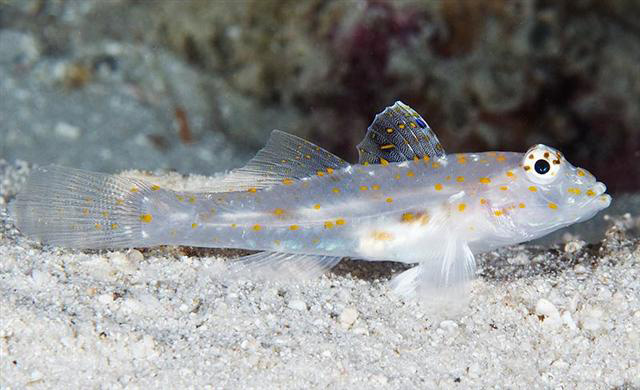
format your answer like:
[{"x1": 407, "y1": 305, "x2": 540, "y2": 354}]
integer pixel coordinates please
[
  {"x1": 330, "y1": 242, "x2": 605, "y2": 284},
  {"x1": 165, "y1": 241, "x2": 610, "y2": 284}
]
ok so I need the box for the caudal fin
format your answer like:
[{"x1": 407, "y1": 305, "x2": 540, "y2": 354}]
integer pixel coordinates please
[{"x1": 9, "y1": 165, "x2": 152, "y2": 249}]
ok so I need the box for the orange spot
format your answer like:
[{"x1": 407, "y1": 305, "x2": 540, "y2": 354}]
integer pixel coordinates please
[
  {"x1": 140, "y1": 214, "x2": 153, "y2": 223},
  {"x1": 116, "y1": 199, "x2": 124, "y2": 205},
  {"x1": 192, "y1": 223, "x2": 198, "y2": 229},
  {"x1": 380, "y1": 158, "x2": 389, "y2": 166},
  {"x1": 372, "y1": 184, "x2": 381, "y2": 190},
  {"x1": 252, "y1": 224, "x2": 262, "y2": 231},
  {"x1": 423, "y1": 156, "x2": 430, "y2": 163},
  {"x1": 335, "y1": 218, "x2": 346, "y2": 226},
  {"x1": 494, "y1": 210, "x2": 503, "y2": 216},
  {"x1": 95, "y1": 223, "x2": 102, "y2": 230},
  {"x1": 151, "y1": 185, "x2": 161, "y2": 191},
  {"x1": 385, "y1": 197, "x2": 393, "y2": 203},
  {"x1": 519, "y1": 203, "x2": 526, "y2": 208},
  {"x1": 586, "y1": 189, "x2": 595, "y2": 196},
  {"x1": 528, "y1": 186, "x2": 537, "y2": 192},
  {"x1": 548, "y1": 202, "x2": 558, "y2": 210},
  {"x1": 326, "y1": 167, "x2": 334, "y2": 174},
  {"x1": 394, "y1": 174, "x2": 401, "y2": 180},
  {"x1": 372, "y1": 231, "x2": 394, "y2": 241},
  {"x1": 577, "y1": 169, "x2": 586, "y2": 177},
  {"x1": 324, "y1": 221, "x2": 334, "y2": 229},
  {"x1": 188, "y1": 196, "x2": 196, "y2": 204},
  {"x1": 456, "y1": 176, "x2": 465, "y2": 182},
  {"x1": 360, "y1": 185, "x2": 369, "y2": 191},
  {"x1": 432, "y1": 162, "x2": 441, "y2": 169},
  {"x1": 289, "y1": 225, "x2": 300, "y2": 231},
  {"x1": 401, "y1": 213, "x2": 415, "y2": 222},
  {"x1": 385, "y1": 128, "x2": 394, "y2": 133},
  {"x1": 313, "y1": 204, "x2": 321, "y2": 210},
  {"x1": 568, "y1": 188, "x2": 581, "y2": 195},
  {"x1": 130, "y1": 187, "x2": 139, "y2": 193},
  {"x1": 496, "y1": 156, "x2": 506, "y2": 162},
  {"x1": 434, "y1": 183, "x2": 443, "y2": 191},
  {"x1": 406, "y1": 170, "x2": 415, "y2": 177},
  {"x1": 416, "y1": 213, "x2": 430, "y2": 225},
  {"x1": 457, "y1": 157, "x2": 467, "y2": 164},
  {"x1": 480, "y1": 198, "x2": 488, "y2": 205},
  {"x1": 176, "y1": 195, "x2": 185, "y2": 202},
  {"x1": 82, "y1": 208, "x2": 89, "y2": 216},
  {"x1": 506, "y1": 171, "x2": 515, "y2": 178},
  {"x1": 111, "y1": 223, "x2": 118, "y2": 229},
  {"x1": 282, "y1": 178, "x2": 294, "y2": 185},
  {"x1": 380, "y1": 144, "x2": 395, "y2": 150},
  {"x1": 231, "y1": 224, "x2": 237, "y2": 228},
  {"x1": 332, "y1": 187, "x2": 340, "y2": 193},
  {"x1": 316, "y1": 171, "x2": 325, "y2": 177},
  {"x1": 247, "y1": 187, "x2": 257, "y2": 193},
  {"x1": 479, "y1": 177, "x2": 491, "y2": 184},
  {"x1": 101, "y1": 211, "x2": 109, "y2": 217},
  {"x1": 458, "y1": 203, "x2": 467, "y2": 212},
  {"x1": 500, "y1": 186, "x2": 508, "y2": 191}
]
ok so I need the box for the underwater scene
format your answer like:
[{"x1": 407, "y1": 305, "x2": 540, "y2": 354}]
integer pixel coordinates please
[{"x1": 0, "y1": 1, "x2": 638, "y2": 388}]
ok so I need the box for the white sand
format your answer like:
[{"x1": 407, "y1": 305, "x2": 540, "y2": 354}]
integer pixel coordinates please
[{"x1": 1, "y1": 161, "x2": 639, "y2": 388}]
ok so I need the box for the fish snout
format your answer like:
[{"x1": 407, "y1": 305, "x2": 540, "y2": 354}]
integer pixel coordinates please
[
  {"x1": 592, "y1": 181, "x2": 607, "y2": 196},
  {"x1": 590, "y1": 182, "x2": 611, "y2": 209}
]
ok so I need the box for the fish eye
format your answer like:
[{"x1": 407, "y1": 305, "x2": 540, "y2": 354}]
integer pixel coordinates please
[
  {"x1": 534, "y1": 159, "x2": 550, "y2": 175},
  {"x1": 522, "y1": 144, "x2": 562, "y2": 184}
]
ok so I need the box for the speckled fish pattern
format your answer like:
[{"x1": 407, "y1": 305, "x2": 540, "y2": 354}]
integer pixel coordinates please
[{"x1": 10, "y1": 102, "x2": 611, "y2": 301}]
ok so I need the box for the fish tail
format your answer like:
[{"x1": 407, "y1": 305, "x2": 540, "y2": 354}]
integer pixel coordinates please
[{"x1": 9, "y1": 165, "x2": 156, "y2": 249}]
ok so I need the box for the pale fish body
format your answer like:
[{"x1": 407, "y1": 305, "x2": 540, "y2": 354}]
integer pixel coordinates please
[{"x1": 10, "y1": 102, "x2": 611, "y2": 302}]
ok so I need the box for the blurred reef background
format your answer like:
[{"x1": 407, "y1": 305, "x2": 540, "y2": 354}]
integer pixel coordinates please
[{"x1": 1, "y1": 0, "x2": 639, "y2": 192}]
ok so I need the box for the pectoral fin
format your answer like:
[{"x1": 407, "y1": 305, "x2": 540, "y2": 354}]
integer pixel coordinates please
[{"x1": 390, "y1": 237, "x2": 476, "y2": 306}]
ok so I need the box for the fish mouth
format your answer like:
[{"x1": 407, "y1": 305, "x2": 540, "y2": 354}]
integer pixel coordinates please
[{"x1": 589, "y1": 182, "x2": 611, "y2": 209}]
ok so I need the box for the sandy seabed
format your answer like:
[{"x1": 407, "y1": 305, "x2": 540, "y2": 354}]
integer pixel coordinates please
[{"x1": 1, "y1": 161, "x2": 638, "y2": 389}]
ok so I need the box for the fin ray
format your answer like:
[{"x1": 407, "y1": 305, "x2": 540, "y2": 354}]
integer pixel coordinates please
[
  {"x1": 357, "y1": 101, "x2": 445, "y2": 164},
  {"x1": 227, "y1": 251, "x2": 342, "y2": 281},
  {"x1": 390, "y1": 236, "x2": 476, "y2": 307},
  {"x1": 9, "y1": 165, "x2": 149, "y2": 249},
  {"x1": 214, "y1": 130, "x2": 349, "y2": 192}
]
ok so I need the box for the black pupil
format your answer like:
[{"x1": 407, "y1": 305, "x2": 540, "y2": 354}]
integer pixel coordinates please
[{"x1": 534, "y1": 159, "x2": 550, "y2": 174}]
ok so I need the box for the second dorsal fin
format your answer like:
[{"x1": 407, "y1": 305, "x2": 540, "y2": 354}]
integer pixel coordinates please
[
  {"x1": 357, "y1": 101, "x2": 446, "y2": 165},
  {"x1": 214, "y1": 130, "x2": 350, "y2": 192}
]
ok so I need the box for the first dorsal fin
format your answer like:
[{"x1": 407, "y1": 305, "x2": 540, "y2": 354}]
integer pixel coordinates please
[
  {"x1": 357, "y1": 101, "x2": 446, "y2": 165},
  {"x1": 214, "y1": 130, "x2": 350, "y2": 192}
]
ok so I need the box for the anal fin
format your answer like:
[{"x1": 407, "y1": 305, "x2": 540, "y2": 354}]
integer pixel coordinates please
[{"x1": 227, "y1": 251, "x2": 342, "y2": 281}]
